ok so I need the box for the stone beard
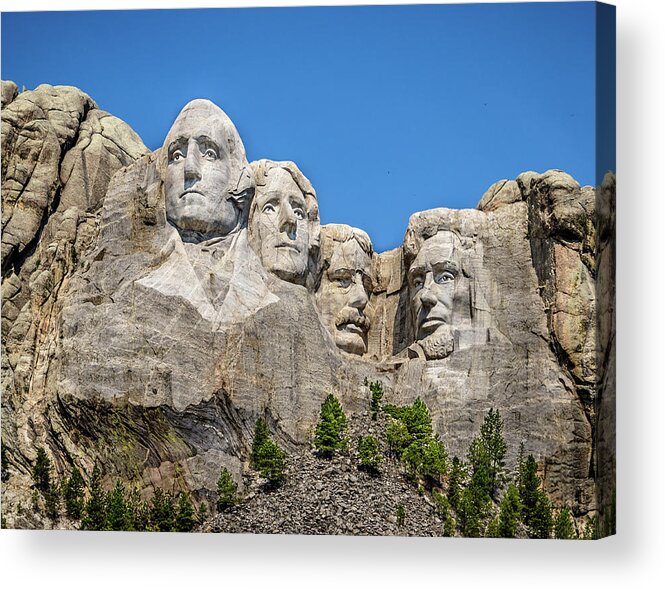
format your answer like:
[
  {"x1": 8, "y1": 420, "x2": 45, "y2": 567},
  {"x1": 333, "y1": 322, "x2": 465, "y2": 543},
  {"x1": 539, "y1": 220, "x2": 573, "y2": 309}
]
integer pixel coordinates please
[
  {"x1": 316, "y1": 227, "x2": 373, "y2": 356},
  {"x1": 408, "y1": 230, "x2": 461, "y2": 360},
  {"x1": 249, "y1": 161, "x2": 319, "y2": 285},
  {"x1": 163, "y1": 99, "x2": 253, "y2": 243}
]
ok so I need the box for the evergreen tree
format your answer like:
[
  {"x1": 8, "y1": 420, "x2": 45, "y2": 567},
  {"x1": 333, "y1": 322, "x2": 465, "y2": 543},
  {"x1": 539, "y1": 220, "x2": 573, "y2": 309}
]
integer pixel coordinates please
[
  {"x1": 313, "y1": 394, "x2": 348, "y2": 456},
  {"x1": 32, "y1": 447, "x2": 51, "y2": 494},
  {"x1": 466, "y1": 436, "x2": 492, "y2": 506},
  {"x1": 216, "y1": 467, "x2": 239, "y2": 511},
  {"x1": 62, "y1": 466, "x2": 85, "y2": 520},
  {"x1": 581, "y1": 516, "x2": 599, "y2": 540},
  {"x1": 357, "y1": 435, "x2": 381, "y2": 472},
  {"x1": 127, "y1": 485, "x2": 150, "y2": 532},
  {"x1": 498, "y1": 484, "x2": 522, "y2": 538},
  {"x1": 150, "y1": 488, "x2": 175, "y2": 532},
  {"x1": 432, "y1": 489, "x2": 455, "y2": 537},
  {"x1": 529, "y1": 490, "x2": 553, "y2": 539},
  {"x1": 419, "y1": 437, "x2": 448, "y2": 485},
  {"x1": 485, "y1": 517, "x2": 500, "y2": 538},
  {"x1": 44, "y1": 480, "x2": 61, "y2": 521},
  {"x1": 196, "y1": 502, "x2": 208, "y2": 526},
  {"x1": 447, "y1": 456, "x2": 465, "y2": 511},
  {"x1": 174, "y1": 492, "x2": 196, "y2": 532},
  {"x1": 250, "y1": 417, "x2": 270, "y2": 467},
  {"x1": 404, "y1": 398, "x2": 433, "y2": 442},
  {"x1": 251, "y1": 419, "x2": 287, "y2": 487},
  {"x1": 479, "y1": 409, "x2": 507, "y2": 498},
  {"x1": 369, "y1": 381, "x2": 384, "y2": 420},
  {"x1": 106, "y1": 480, "x2": 130, "y2": 531},
  {"x1": 518, "y1": 454, "x2": 541, "y2": 526},
  {"x1": 554, "y1": 507, "x2": 576, "y2": 539},
  {"x1": 385, "y1": 418, "x2": 411, "y2": 458},
  {"x1": 396, "y1": 504, "x2": 406, "y2": 527},
  {"x1": 82, "y1": 465, "x2": 107, "y2": 531},
  {"x1": 457, "y1": 487, "x2": 483, "y2": 538}
]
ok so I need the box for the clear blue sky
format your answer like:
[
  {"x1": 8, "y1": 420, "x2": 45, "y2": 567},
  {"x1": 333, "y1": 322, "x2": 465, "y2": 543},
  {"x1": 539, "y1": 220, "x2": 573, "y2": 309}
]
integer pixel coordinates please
[{"x1": 1, "y1": 3, "x2": 609, "y2": 252}]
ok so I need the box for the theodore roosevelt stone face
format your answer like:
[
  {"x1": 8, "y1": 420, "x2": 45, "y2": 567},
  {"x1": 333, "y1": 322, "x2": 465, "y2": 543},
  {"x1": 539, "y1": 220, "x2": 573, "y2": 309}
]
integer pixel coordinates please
[
  {"x1": 163, "y1": 99, "x2": 250, "y2": 241},
  {"x1": 316, "y1": 226, "x2": 373, "y2": 356},
  {"x1": 408, "y1": 231, "x2": 461, "y2": 350}
]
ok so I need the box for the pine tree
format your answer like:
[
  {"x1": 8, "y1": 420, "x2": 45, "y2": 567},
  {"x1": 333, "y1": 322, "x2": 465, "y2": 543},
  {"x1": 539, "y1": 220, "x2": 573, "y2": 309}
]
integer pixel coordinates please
[
  {"x1": 479, "y1": 409, "x2": 507, "y2": 498},
  {"x1": 385, "y1": 418, "x2": 411, "y2": 458},
  {"x1": 447, "y1": 456, "x2": 465, "y2": 511},
  {"x1": 369, "y1": 381, "x2": 384, "y2": 420},
  {"x1": 357, "y1": 435, "x2": 381, "y2": 472},
  {"x1": 150, "y1": 488, "x2": 175, "y2": 532},
  {"x1": 250, "y1": 417, "x2": 270, "y2": 467},
  {"x1": 529, "y1": 490, "x2": 553, "y2": 539},
  {"x1": 466, "y1": 436, "x2": 492, "y2": 506},
  {"x1": 485, "y1": 517, "x2": 500, "y2": 538},
  {"x1": 32, "y1": 447, "x2": 51, "y2": 494},
  {"x1": 581, "y1": 516, "x2": 599, "y2": 540},
  {"x1": 216, "y1": 467, "x2": 238, "y2": 511},
  {"x1": 196, "y1": 502, "x2": 208, "y2": 526},
  {"x1": 174, "y1": 492, "x2": 195, "y2": 532},
  {"x1": 82, "y1": 465, "x2": 107, "y2": 531},
  {"x1": 457, "y1": 487, "x2": 483, "y2": 538},
  {"x1": 404, "y1": 398, "x2": 433, "y2": 442},
  {"x1": 106, "y1": 480, "x2": 130, "y2": 531},
  {"x1": 518, "y1": 454, "x2": 541, "y2": 526},
  {"x1": 419, "y1": 437, "x2": 448, "y2": 486},
  {"x1": 554, "y1": 507, "x2": 576, "y2": 539},
  {"x1": 44, "y1": 479, "x2": 61, "y2": 521},
  {"x1": 498, "y1": 484, "x2": 522, "y2": 538},
  {"x1": 313, "y1": 394, "x2": 348, "y2": 456},
  {"x1": 396, "y1": 504, "x2": 406, "y2": 527},
  {"x1": 62, "y1": 466, "x2": 85, "y2": 520},
  {"x1": 251, "y1": 419, "x2": 287, "y2": 487},
  {"x1": 432, "y1": 489, "x2": 455, "y2": 537},
  {"x1": 127, "y1": 485, "x2": 150, "y2": 532}
]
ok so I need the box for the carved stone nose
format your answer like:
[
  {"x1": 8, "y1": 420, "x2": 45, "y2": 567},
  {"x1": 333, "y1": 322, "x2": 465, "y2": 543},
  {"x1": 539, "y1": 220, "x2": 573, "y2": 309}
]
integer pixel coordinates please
[
  {"x1": 420, "y1": 287, "x2": 438, "y2": 309},
  {"x1": 278, "y1": 205, "x2": 297, "y2": 238},
  {"x1": 348, "y1": 277, "x2": 368, "y2": 310}
]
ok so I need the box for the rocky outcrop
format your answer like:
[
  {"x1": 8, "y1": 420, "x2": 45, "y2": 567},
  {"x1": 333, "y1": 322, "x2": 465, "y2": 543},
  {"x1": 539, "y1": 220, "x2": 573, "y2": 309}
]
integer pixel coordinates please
[
  {"x1": 1, "y1": 82, "x2": 614, "y2": 534},
  {"x1": 1, "y1": 83, "x2": 149, "y2": 513}
]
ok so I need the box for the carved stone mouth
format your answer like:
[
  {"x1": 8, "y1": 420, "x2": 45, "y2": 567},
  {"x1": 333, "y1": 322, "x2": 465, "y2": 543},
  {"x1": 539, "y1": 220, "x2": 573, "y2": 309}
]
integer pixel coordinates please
[
  {"x1": 337, "y1": 321, "x2": 366, "y2": 335},
  {"x1": 180, "y1": 190, "x2": 206, "y2": 199},
  {"x1": 275, "y1": 242, "x2": 300, "y2": 253},
  {"x1": 419, "y1": 317, "x2": 446, "y2": 333}
]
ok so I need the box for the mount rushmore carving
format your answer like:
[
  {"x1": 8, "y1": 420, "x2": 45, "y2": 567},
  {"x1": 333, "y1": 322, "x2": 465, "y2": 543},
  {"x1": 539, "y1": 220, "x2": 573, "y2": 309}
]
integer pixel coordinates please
[{"x1": 0, "y1": 83, "x2": 615, "y2": 530}]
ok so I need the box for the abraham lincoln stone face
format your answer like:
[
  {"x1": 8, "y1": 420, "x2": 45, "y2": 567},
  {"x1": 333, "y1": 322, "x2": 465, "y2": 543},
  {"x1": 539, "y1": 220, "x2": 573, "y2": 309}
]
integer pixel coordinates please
[
  {"x1": 408, "y1": 230, "x2": 461, "y2": 359},
  {"x1": 163, "y1": 99, "x2": 252, "y2": 242}
]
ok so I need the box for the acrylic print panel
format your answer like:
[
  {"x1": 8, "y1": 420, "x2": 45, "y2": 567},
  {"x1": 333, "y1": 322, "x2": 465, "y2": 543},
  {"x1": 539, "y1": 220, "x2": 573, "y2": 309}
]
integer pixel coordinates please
[{"x1": 0, "y1": 2, "x2": 615, "y2": 538}]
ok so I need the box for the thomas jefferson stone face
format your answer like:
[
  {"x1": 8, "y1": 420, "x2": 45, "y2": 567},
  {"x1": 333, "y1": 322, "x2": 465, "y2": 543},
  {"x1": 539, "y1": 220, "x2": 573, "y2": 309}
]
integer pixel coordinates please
[
  {"x1": 251, "y1": 167, "x2": 310, "y2": 283},
  {"x1": 317, "y1": 237, "x2": 372, "y2": 355},
  {"x1": 408, "y1": 231, "x2": 461, "y2": 345},
  {"x1": 163, "y1": 100, "x2": 245, "y2": 240}
]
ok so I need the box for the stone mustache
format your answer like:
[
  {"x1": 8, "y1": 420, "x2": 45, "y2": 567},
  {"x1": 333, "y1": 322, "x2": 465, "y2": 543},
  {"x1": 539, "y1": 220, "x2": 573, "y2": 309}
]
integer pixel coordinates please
[{"x1": 162, "y1": 99, "x2": 460, "y2": 358}]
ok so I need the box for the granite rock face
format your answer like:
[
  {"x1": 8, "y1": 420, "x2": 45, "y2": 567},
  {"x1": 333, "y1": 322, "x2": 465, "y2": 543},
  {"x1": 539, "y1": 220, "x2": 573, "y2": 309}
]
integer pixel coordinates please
[{"x1": 1, "y1": 83, "x2": 614, "y2": 532}]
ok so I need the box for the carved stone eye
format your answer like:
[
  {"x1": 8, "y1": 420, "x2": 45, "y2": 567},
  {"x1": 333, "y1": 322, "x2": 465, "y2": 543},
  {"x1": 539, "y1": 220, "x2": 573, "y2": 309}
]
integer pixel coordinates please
[
  {"x1": 435, "y1": 271, "x2": 455, "y2": 284},
  {"x1": 202, "y1": 148, "x2": 217, "y2": 161},
  {"x1": 172, "y1": 149, "x2": 184, "y2": 162},
  {"x1": 412, "y1": 275, "x2": 424, "y2": 290},
  {"x1": 262, "y1": 203, "x2": 276, "y2": 214},
  {"x1": 293, "y1": 207, "x2": 305, "y2": 220}
]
